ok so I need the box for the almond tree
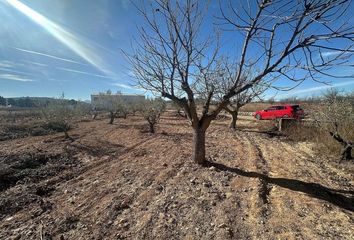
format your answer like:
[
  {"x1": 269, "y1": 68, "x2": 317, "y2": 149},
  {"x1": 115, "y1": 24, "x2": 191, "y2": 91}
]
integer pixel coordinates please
[
  {"x1": 141, "y1": 98, "x2": 166, "y2": 133},
  {"x1": 129, "y1": 99, "x2": 145, "y2": 116},
  {"x1": 171, "y1": 101, "x2": 187, "y2": 118},
  {"x1": 127, "y1": 0, "x2": 354, "y2": 164},
  {"x1": 93, "y1": 92, "x2": 127, "y2": 124},
  {"x1": 41, "y1": 94, "x2": 87, "y2": 139},
  {"x1": 224, "y1": 88, "x2": 264, "y2": 130},
  {"x1": 315, "y1": 89, "x2": 354, "y2": 161},
  {"x1": 212, "y1": 62, "x2": 265, "y2": 129}
]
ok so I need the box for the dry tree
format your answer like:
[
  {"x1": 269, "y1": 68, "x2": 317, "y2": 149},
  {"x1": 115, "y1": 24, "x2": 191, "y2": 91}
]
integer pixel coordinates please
[
  {"x1": 141, "y1": 98, "x2": 166, "y2": 133},
  {"x1": 315, "y1": 89, "x2": 354, "y2": 161},
  {"x1": 126, "y1": 0, "x2": 354, "y2": 164},
  {"x1": 211, "y1": 62, "x2": 266, "y2": 129},
  {"x1": 129, "y1": 99, "x2": 145, "y2": 116},
  {"x1": 171, "y1": 101, "x2": 187, "y2": 118},
  {"x1": 225, "y1": 87, "x2": 264, "y2": 130},
  {"x1": 93, "y1": 91, "x2": 127, "y2": 124},
  {"x1": 41, "y1": 94, "x2": 87, "y2": 139}
]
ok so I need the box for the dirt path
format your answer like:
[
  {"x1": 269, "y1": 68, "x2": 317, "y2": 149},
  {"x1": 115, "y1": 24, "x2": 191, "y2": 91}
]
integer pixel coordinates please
[{"x1": 0, "y1": 115, "x2": 353, "y2": 239}]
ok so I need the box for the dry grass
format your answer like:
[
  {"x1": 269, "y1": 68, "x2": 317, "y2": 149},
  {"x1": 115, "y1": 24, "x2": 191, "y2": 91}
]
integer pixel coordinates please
[
  {"x1": 283, "y1": 120, "x2": 354, "y2": 161},
  {"x1": 241, "y1": 102, "x2": 270, "y2": 112}
]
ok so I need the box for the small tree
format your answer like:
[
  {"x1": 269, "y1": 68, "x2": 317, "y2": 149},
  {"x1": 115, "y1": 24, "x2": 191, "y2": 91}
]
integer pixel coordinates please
[
  {"x1": 224, "y1": 87, "x2": 263, "y2": 129},
  {"x1": 91, "y1": 106, "x2": 99, "y2": 120},
  {"x1": 118, "y1": 103, "x2": 130, "y2": 119},
  {"x1": 93, "y1": 91, "x2": 127, "y2": 124},
  {"x1": 171, "y1": 101, "x2": 187, "y2": 118},
  {"x1": 214, "y1": 64, "x2": 265, "y2": 129},
  {"x1": 129, "y1": 99, "x2": 145, "y2": 116},
  {"x1": 141, "y1": 98, "x2": 166, "y2": 133},
  {"x1": 41, "y1": 94, "x2": 86, "y2": 139},
  {"x1": 315, "y1": 89, "x2": 354, "y2": 161}
]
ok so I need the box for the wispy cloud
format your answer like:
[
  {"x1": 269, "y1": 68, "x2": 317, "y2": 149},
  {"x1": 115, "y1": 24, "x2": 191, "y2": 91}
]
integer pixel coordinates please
[
  {"x1": 57, "y1": 67, "x2": 142, "y2": 91},
  {"x1": 0, "y1": 73, "x2": 35, "y2": 82},
  {"x1": 277, "y1": 80, "x2": 354, "y2": 98},
  {"x1": 0, "y1": 60, "x2": 16, "y2": 68},
  {"x1": 23, "y1": 61, "x2": 48, "y2": 67},
  {"x1": 6, "y1": 0, "x2": 116, "y2": 76},
  {"x1": 57, "y1": 67, "x2": 116, "y2": 79},
  {"x1": 320, "y1": 49, "x2": 354, "y2": 59},
  {"x1": 111, "y1": 82, "x2": 145, "y2": 91},
  {"x1": 321, "y1": 51, "x2": 342, "y2": 58},
  {"x1": 0, "y1": 67, "x2": 34, "y2": 76},
  {"x1": 13, "y1": 47, "x2": 87, "y2": 65}
]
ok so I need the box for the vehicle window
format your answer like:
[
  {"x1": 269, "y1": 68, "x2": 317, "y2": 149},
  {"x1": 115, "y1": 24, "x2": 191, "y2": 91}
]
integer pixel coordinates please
[
  {"x1": 276, "y1": 106, "x2": 285, "y2": 110},
  {"x1": 266, "y1": 107, "x2": 277, "y2": 111},
  {"x1": 291, "y1": 105, "x2": 301, "y2": 110}
]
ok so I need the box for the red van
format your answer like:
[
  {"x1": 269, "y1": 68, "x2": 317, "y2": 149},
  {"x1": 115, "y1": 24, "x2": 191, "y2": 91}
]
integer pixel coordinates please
[{"x1": 254, "y1": 105, "x2": 304, "y2": 120}]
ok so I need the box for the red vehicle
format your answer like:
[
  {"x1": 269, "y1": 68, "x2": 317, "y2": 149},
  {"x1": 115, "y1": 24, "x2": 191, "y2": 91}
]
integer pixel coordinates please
[{"x1": 254, "y1": 105, "x2": 304, "y2": 120}]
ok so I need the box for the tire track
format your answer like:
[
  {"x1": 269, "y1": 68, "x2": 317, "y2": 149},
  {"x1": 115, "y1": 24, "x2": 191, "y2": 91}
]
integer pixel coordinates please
[{"x1": 232, "y1": 131, "x2": 273, "y2": 238}]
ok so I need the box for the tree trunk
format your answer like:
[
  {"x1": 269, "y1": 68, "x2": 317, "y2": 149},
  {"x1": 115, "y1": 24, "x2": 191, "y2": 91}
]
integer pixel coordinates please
[
  {"x1": 64, "y1": 131, "x2": 70, "y2": 139},
  {"x1": 149, "y1": 123, "x2": 155, "y2": 133},
  {"x1": 192, "y1": 126, "x2": 207, "y2": 164},
  {"x1": 109, "y1": 111, "x2": 115, "y2": 124},
  {"x1": 341, "y1": 145, "x2": 353, "y2": 161},
  {"x1": 330, "y1": 131, "x2": 353, "y2": 161},
  {"x1": 229, "y1": 110, "x2": 239, "y2": 130},
  {"x1": 177, "y1": 109, "x2": 187, "y2": 118}
]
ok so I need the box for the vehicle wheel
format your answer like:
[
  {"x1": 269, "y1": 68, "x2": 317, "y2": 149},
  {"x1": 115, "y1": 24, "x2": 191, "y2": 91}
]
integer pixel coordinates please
[
  {"x1": 283, "y1": 114, "x2": 289, "y2": 118},
  {"x1": 255, "y1": 114, "x2": 261, "y2": 120}
]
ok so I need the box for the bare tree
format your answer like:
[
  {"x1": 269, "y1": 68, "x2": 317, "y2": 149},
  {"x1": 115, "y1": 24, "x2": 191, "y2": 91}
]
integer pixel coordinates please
[
  {"x1": 127, "y1": 0, "x2": 354, "y2": 164},
  {"x1": 141, "y1": 98, "x2": 166, "y2": 133},
  {"x1": 93, "y1": 91, "x2": 127, "y2": 124},
  {"x1": 315, "y1": 89, "x2": 354, "y2": 161},
  {"x1": 41, "y1": 94, "x2": 87, "y2": 139},
  {"x1": 91, "y1": 107, "x2": 99, "y2": 120},
  {"x1": 116, "y1": 102, "x2": 130, "y2": 119},
  {"x1": 225, "y1": 87, "x2": 264, "y2": 129},
  {"x1": 213, "y1": 62, "x2": 265, "y2": 129},
  {"x1": 129, "y1": 99, "x2": 145, "y2": 116},
  {"x1": 171, "y1": 101, "x2": 187, "y2": 118}
]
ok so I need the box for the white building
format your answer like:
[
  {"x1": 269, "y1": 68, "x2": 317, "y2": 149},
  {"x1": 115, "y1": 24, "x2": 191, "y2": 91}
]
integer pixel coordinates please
[{"x1": 90, "y1": 93, "x2": 145, "y2": 106}]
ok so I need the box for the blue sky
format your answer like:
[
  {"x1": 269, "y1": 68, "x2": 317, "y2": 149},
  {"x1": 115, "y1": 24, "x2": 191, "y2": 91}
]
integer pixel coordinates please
[{"x1": 0, "y1": 0, "x2": 353, "y2": 101}]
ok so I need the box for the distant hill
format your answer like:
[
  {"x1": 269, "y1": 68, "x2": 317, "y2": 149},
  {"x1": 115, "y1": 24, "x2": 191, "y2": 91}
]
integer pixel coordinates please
[{"x1": 0, "y1": 96, "x2": 90, "y2": 108}]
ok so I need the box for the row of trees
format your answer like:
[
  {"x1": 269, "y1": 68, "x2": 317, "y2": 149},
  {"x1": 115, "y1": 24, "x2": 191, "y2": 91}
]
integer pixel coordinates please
[
  {"x1": 91, "y1": 91, "x2": 166, "y2": 132},
  {"x1": 39, "y1": 92, "x2": 166, "y2": 139},
  {"x1": 3, "y1": 90, "x2": 352, "y2": 160},
  {"x1": 0, "y1": 96, "x2": 81, "y2": 108}
]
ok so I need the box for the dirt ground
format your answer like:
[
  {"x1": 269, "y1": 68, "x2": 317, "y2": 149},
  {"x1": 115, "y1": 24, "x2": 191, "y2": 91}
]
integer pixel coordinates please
[{"x1": 0, "y1": 112, "x2": 353, "y2": 240}]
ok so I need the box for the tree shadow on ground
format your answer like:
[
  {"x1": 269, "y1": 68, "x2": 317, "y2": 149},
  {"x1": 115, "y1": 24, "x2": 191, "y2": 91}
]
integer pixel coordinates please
[{"x1": 205, "y1": 161, "x2": 354, "y2": 212}]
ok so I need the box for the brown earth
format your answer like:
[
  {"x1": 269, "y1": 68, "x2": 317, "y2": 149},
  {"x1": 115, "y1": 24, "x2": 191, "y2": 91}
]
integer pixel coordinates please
[{"x1": 0, "y1": 113, "x2": 353, "y2": 240}]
